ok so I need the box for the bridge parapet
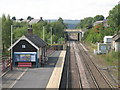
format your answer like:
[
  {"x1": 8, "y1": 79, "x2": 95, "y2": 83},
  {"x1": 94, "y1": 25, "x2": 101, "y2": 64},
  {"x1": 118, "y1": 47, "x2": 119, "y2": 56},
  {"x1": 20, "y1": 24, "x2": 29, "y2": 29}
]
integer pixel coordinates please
[
  {"x1": 64, "y1": 29, "x2": 84, "y2": 41},
  {"x1": 64, "y1": 29, "x2": 84, "y2": 33}
]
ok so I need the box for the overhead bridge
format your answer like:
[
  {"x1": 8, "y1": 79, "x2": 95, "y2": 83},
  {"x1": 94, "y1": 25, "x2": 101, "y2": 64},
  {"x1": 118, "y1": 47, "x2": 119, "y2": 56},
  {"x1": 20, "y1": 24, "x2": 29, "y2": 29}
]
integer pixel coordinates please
[{"x1": 64, "y1": 29, "x2": 84, "y2": 41}]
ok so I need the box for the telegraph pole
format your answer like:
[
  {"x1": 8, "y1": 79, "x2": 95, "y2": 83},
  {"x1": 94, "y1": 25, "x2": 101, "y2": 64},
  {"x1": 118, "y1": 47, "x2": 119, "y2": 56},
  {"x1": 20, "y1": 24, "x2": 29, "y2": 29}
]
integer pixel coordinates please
[
  {"x1": 43, "y1": 26, "x2": 45, "y2": 41},
  {"x1": 51, "y1": 27, "x2": 52, "y2": 45},
  {"x1": 10, "y1": 25, "x2": 13, "y2": 70},
  {"x1": 11, "y1": 25, "x2": 13, "y2": 59}
]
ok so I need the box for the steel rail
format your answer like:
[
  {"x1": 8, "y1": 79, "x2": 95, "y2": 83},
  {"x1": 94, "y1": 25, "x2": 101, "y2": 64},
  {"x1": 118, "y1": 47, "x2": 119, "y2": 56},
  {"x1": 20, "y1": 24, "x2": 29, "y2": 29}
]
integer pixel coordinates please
[
  {"x1": 71, "y1": 41, "x2": 83, "y2": 89},
  {"x1": 77, "y1": 41, "x2": 115, "y2": 89},
  {"x1": 75, "y1": 41, "x2": 100, "y2": 89}
]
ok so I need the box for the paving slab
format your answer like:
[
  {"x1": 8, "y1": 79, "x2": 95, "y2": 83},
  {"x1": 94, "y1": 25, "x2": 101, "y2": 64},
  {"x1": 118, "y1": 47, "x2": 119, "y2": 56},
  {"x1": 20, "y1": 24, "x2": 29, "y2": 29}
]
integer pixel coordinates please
[
  {"x1": 12, "y1": 51, "x2": 61, "y2": 88},
  {"x1": 2, "y1": 68, "x2": 26, "y2": 88}
]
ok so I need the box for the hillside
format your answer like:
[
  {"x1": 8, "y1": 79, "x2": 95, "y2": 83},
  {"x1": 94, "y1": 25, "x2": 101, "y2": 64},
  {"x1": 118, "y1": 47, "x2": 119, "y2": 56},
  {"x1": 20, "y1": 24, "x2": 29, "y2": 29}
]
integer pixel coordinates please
[{"x1": 46, "y1": 19, "x2": 80, "y2": 29}]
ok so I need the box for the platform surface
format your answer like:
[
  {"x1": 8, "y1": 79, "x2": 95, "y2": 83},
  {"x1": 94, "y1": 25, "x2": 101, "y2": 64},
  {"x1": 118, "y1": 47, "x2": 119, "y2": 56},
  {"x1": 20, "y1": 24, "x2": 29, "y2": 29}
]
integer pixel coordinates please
[
  {"x1": 10, "y1": 50, "x2": 66, "y2": 88},
  {"x1": 46, "y1": 51, "x2": 66, "y2": 88}
]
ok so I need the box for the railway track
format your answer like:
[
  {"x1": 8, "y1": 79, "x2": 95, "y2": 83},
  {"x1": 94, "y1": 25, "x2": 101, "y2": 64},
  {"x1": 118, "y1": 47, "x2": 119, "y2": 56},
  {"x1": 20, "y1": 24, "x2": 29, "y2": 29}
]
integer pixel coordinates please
[
  {"x1": 67, "y1": 34, "x2": 119, "y2": 89},
  {"x1": 74, "y1": 41, "x2": 116, "y2": 89},
  {"x1": 68, "y1": 41, "x2": 82, "y2": 89}
]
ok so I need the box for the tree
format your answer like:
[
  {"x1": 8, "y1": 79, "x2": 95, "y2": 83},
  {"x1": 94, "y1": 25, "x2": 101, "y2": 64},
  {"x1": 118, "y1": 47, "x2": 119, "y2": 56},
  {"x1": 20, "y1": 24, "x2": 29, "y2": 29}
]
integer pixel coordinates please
[
  {"x1": 13, "y1": 26, "x2": 27, "y2": 41},
  {"x1": 2, "y1": 14, "x2": 6, "y2": 23},
  {"x1": 93, "y1": 15, "x2": 104, "y2": 22},
  {"x1": 2, "y1": 14, "x2": 13, "y2": 55},
  {"x1": 32, "y1": 17, "x2": 65, "y2": 44},
  {"x1": 107, "y1": 4, "x2": 120, "y2": 32},
  {"x1": 78, "y1": 4, "x2": 120, "y2": 44},
  {"x1": 13, "y1": 21, "x2": 28, "y2": 41},
  {"x1": 58, "y1": 17, "x2": 67, "y2": 28},
  {"x1": 51, "y1": 21, "x2": 65, "y2": 38},
  {"x1": 2, "y1": 14, "x2": 6, "y2": 53},
  {"x1": 27, "y1": 16, "x2": 31, "y2": 20},
  {"x1": 19, "y1": 18, "x2": 24, "y2": 21},
  {"x1": 38, "y1": 17, "x2": 44, "y2": 23},
  {"x1": 27, "y1": 16, "x2": 34, "y2": 21},
  {"x1": 12, "y1": 16, "x2": 16, "y2": 21},
  {"x1": 76, "y1": 17, "x2": 93, "y2": 29},
  {"x1": 58, "y1": 17, "x2": 64, "y2": 23},
  {"x1": 0, "y1": 17, "x2": 2, "y2": 52}
]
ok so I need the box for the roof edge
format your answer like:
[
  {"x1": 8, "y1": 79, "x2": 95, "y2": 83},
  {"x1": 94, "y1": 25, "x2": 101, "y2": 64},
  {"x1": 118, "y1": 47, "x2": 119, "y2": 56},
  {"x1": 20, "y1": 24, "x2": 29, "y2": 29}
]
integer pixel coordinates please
[{"x1": 8, "y1": 35, "x2": 39, "y2": 51}]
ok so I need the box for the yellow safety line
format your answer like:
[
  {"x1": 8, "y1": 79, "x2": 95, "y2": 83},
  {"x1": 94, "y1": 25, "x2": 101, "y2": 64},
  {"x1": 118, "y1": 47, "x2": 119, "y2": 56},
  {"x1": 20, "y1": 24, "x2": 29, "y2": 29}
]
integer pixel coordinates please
[
  {"x1": 46, "y1": 51, "x2": 66, "y2": 88},
  {"x1": 48, "y1": 44, "x2": 64, "y2": 45}
]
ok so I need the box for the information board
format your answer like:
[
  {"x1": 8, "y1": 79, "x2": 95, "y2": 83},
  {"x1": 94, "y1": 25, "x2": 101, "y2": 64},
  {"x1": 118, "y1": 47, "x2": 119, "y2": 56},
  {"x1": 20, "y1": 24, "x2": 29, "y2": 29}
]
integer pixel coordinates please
[
  {"x1": 14, "y1": 52, "x2": 36, "y2": 62},
  {"x1": 20, "y1": 54, "x2": 31, "y2": 61}
]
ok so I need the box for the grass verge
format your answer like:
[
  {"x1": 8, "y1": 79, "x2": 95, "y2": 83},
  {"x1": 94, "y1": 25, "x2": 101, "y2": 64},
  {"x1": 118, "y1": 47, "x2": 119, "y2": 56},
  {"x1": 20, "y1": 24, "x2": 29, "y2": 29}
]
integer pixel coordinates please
[{"x1": 101, "y1": 50, "x2": 120, "y2": 66}]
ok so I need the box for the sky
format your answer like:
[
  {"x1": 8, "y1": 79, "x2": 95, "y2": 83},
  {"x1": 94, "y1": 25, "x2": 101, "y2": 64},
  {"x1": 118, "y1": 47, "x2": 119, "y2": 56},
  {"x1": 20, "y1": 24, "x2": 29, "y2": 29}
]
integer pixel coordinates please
[{"x1": 0, "y1": 0, "x2": 119, "y2": 20}]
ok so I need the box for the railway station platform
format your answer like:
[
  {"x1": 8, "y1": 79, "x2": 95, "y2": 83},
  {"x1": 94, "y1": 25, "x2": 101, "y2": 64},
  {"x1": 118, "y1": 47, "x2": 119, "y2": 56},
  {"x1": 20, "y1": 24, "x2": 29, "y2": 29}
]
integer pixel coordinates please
[{"x1": 3, "y1": 50, "x2": 66, "y2": 89}]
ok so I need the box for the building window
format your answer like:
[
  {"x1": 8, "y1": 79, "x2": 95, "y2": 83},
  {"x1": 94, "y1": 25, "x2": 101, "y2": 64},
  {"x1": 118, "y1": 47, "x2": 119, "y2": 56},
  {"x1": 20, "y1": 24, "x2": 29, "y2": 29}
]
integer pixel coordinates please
[{"x1": 22, "y1": 45, "x2": 26, "y2": 48}]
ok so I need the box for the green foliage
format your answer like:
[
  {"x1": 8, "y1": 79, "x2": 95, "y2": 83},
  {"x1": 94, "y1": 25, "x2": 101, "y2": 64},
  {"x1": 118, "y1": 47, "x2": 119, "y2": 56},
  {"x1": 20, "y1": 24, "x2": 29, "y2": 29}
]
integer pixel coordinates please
[
  {"x1": 2, "y1": 14, "x2": 13, "y2": 56},
  {"x1": 77, "y1": 15, "x2": 104, "y2": 29},
  {"x1": 83, "y1": 23, "x2": 114, "y2": 43},
  {"x1": 82, "y1": 4, "x2": 120, "y2": 44},
  {"x1": 107, "y1": 4, "x2": 120, "y2": 32},
  {"x1": 102, "y1": 51, "x2": 120, "y2": 65},
  {"x1": 13, "y1": 18, "x2": 66, "y2": 44},
  {"x1": 93, "y1": 15, "x2": 104, "y2": 22},
  {"x1": 51, "y1": 21, "x2": 64, "y2": 37},
  {"x1": 76, "y1": 17, "x2": 93, "y2": 29},
  {"x1": 12, "y1": 16, "x2": 16, "y2": 21},
  {"x1": 27, "y1": 16, "x2": 34, "y2": 21},
  {"x1": 0, "y1": 17, "x2": 2, "y2": 49},
  {"x1": 2, "y1": 14, "x2": 13, "y2": 48},
  {"x1": 58, "y1": 17, "x2": 64, "y2": 23},
  {"x1": 13, "y1": 21, "x2": 29, "y2": 41},
  {"x1": 58, "y1": 37, "x2": 65, "y2": 44},
  {"x1": 2, "y1": 15, "x2": 66, "y2": 56},
  {"x1": 32, "y1": 18, "x2": 66, "y2": 44},
  {"x1": 13, "y1": 26, "x2": 27, "y2": 41},
  {"x1": 52, "y1": 34, "x2": 58, "y2": 43}
]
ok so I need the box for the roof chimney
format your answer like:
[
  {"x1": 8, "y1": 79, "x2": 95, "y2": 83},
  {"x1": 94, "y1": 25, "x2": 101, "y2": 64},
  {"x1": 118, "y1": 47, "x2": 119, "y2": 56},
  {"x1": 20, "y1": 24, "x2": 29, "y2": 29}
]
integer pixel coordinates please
[
  {"x1": 28, "y1": 25, "x2": 33, "y2": 35},
  {"x1": 38, "y1": 17, "x2": 44, "y2": 23},
  {"x1": 40, "y1": 17, "x2": 43, "y2": 21}
]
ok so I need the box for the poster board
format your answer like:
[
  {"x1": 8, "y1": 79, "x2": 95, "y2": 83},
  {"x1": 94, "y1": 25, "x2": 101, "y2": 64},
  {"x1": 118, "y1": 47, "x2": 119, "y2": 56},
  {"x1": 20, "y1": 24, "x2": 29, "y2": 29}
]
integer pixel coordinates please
[{"x1": 14, "y1": 52, "x2": 36, "y2": 62}]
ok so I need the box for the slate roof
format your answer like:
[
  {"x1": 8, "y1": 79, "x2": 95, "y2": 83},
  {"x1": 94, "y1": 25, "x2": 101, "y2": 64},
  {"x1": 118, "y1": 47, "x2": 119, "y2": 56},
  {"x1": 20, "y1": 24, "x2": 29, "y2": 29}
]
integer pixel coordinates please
[
  {"x1": 29, "y1": 19, "x2": 39, "y2": 24},
  {"x1": 112, "y1": 31, "x2": 120, "y2": 41},
  {"x1": 25, "y1": 34, "x2": 47, "y2": 47}
]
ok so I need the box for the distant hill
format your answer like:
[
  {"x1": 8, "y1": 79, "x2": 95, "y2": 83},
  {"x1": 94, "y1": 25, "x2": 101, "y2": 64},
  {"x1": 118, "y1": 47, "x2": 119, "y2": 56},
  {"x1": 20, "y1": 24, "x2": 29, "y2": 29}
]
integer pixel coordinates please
[
  {"x1": 63, "y1": 20, "x2": 80, "y2": 24},
  {"x1": 29, "y1": 19, "x2": 80, "y2": 29},
  {"x1": 46, "y1": 19, "x2": 80, "y2": 29},
  {"x1": 64, "y1": 20, "x2": 80, "y2": 29}
]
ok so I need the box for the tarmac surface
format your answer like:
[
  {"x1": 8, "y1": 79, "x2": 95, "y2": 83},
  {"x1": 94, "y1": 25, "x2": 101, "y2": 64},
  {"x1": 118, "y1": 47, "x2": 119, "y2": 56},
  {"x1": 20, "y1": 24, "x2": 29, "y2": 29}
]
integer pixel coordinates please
[{"x1": 2, "y1": 51, "x2": 61, "y2": 88}]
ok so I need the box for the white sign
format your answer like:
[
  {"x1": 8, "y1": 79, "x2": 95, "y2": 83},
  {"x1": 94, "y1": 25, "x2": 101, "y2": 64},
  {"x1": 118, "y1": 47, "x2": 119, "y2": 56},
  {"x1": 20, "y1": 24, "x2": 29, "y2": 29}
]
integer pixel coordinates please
[
  {"x1": 31, "y1": 55, "x2": 36, "y2": 61},
  {"x1": 100, "y1": 46, "x2": 106, "y2": 50}
]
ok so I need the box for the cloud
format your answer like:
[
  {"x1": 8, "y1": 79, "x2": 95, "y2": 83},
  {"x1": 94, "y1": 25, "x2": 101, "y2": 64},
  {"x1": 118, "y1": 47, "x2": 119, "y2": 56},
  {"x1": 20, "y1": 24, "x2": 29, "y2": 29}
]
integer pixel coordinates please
[{"x1": 0, "y1": 0, "x2": 119, "y2": 19}]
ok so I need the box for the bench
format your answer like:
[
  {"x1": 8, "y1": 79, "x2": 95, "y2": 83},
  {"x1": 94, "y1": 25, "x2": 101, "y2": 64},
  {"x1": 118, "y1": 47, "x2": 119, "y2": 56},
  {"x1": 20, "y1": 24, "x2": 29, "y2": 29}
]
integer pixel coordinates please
[{"x1": 18, "y1": 62, "x2": 32, "y2": 67}]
